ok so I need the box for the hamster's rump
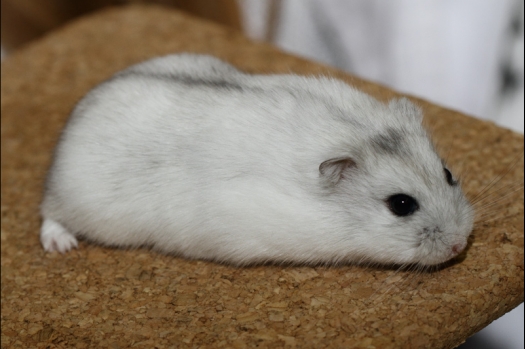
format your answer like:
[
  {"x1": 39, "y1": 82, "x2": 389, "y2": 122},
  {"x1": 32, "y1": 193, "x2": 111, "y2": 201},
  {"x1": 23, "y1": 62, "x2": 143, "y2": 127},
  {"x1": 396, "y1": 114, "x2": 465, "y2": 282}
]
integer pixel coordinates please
[{"x1": 40, "y1": 54, "x2": 474, "y2": 266}]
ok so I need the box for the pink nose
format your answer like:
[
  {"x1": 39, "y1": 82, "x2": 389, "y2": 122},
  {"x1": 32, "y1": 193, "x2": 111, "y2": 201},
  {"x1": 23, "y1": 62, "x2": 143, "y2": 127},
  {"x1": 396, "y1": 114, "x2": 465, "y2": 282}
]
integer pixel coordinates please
[{"x1": 451, "y1": 242, "x2": 466, "y2": 256}]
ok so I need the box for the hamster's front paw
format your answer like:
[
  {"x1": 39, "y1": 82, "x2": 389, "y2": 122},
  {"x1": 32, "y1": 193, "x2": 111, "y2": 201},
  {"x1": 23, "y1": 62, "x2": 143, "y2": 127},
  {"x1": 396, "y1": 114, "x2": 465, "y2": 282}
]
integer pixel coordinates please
[{"x1": 40, "y1": 218, "x2": 78, "y2": 253}]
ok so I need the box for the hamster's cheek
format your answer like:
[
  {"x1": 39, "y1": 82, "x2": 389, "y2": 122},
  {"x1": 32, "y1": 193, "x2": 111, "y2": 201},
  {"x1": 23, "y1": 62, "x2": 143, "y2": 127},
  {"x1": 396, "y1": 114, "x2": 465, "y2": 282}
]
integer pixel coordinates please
[{"x1": 361, "y1": 230, "x2": 422, "y2": 266}]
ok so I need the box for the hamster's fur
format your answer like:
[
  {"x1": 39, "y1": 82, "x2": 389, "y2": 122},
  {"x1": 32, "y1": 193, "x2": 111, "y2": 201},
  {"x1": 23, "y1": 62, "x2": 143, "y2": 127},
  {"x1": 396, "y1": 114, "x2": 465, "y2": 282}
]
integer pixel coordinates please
[{"x1": 40, "y1": 54, "x2": 474, "y2": 266}]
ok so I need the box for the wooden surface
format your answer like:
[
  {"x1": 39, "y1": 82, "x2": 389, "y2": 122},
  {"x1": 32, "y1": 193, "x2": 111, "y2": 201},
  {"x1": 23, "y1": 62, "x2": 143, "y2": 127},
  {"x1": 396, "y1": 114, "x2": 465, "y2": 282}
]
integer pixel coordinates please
[{"x1": 1, "y1": 4, "x2": 523, "y2": 349}]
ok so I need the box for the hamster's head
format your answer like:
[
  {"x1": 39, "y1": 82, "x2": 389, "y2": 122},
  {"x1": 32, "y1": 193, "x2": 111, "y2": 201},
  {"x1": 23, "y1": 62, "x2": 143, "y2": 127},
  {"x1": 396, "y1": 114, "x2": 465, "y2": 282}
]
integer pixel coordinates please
[{"x1": 319, "y1": 98, "x2": 474, "y2": 267}]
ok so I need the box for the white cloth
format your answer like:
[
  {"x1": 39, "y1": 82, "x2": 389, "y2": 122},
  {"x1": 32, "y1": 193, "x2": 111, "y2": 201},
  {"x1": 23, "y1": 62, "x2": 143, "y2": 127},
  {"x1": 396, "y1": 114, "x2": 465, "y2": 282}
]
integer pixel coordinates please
[{"x1": 240, "y1": 0, "x2": 524, "y2": 133}]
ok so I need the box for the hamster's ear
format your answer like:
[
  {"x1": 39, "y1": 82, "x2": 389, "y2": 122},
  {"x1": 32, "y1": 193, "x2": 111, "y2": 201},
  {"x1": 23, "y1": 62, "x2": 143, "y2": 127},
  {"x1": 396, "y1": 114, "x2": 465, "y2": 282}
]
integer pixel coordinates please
[
  {"x1": 388, "y1": 97, "x2": 422, "y2": 122},
  {"x1": 319, "y1": 157, "x2": 357, "y2": 185}
]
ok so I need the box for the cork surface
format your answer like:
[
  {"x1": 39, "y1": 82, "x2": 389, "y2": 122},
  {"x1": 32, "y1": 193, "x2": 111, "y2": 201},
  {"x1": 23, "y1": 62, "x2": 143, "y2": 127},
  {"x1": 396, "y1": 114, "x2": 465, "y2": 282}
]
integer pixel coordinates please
[{"x1": 1, "y1": 4, "x2": 523, "y2": 349}]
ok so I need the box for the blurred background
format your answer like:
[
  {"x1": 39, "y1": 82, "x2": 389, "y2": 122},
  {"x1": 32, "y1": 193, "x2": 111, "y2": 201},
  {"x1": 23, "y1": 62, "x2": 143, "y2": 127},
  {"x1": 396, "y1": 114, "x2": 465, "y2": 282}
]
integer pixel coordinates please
[{"x1": 1, "y1": 1, "x2": 523, "y2": 348}]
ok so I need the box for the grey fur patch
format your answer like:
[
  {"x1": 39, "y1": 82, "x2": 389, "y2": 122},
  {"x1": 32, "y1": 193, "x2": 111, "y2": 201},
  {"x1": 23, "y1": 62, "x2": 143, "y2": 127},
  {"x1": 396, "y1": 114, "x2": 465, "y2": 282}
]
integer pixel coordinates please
[
  {"x1": 116, "y1": 71, "x2": 244, "y2": 91},
  {"x1": 174, "y1": 76, "x2": 244, "y2": 90},
  {"x1": 371, "y1": 128, "x2": 405, "y2": 155}
]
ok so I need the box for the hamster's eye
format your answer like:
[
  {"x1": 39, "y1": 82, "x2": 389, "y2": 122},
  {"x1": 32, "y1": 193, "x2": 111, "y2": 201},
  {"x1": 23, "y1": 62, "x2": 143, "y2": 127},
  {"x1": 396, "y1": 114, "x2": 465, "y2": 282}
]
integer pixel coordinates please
[
  {"x1": 386, "y1": 194, "x2": 419, "y2": 217},
  {"x1": 444, "y1": 168, "x2": 457, "y2": 186}
]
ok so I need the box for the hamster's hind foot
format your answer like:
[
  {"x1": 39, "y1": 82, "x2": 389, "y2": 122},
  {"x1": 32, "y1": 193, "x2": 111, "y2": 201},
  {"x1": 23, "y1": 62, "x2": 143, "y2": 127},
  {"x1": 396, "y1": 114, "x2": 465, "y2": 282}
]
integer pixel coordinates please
[{"x1": 40, "y1": 218, "x2": 78, "y2": 253}]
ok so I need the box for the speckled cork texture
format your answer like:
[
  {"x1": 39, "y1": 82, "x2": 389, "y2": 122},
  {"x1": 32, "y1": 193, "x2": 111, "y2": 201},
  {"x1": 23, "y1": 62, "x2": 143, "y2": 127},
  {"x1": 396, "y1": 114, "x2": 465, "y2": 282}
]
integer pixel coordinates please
[{"x1": 1, "y1": 4, "x2": 523, "y2": 349}]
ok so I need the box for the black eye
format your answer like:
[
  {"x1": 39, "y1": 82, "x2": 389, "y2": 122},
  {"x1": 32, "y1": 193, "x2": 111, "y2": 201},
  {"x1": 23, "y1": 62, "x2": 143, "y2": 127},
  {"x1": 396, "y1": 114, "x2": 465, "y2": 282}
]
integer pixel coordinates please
[
  {"x1": 444, "y1": 168, "x2": 457, "y2": 186},
  {"x1": 386, "y1": 194, "x2": 419, "y2": 217}
]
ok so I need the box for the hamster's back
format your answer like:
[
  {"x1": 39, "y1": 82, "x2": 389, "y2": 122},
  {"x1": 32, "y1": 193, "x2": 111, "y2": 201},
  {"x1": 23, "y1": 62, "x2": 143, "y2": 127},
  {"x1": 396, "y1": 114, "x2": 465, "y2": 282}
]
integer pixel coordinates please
[{"x1": 42, "y1": 55, "x2": 369, "y2": 259}]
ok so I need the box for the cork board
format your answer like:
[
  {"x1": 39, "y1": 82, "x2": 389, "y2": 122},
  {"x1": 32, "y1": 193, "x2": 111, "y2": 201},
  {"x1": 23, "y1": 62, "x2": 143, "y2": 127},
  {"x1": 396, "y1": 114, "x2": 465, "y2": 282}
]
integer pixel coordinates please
[{"x1": 1, "y1": 4, "x2": 523, "y2": 349}]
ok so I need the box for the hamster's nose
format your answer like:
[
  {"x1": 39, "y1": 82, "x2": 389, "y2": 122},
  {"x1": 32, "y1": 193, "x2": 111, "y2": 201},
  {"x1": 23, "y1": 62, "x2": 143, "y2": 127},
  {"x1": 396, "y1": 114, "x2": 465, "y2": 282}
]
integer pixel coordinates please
[{"x1": 451, "y1": 241, "x2": 467, "y2": 257}]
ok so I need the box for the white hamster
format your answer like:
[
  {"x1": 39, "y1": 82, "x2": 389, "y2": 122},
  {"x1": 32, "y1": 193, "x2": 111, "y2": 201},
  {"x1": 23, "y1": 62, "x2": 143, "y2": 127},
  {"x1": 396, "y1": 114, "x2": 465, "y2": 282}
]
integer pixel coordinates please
[{"x1": 40, "y1": 54, "x2": 474, "y2": 266}]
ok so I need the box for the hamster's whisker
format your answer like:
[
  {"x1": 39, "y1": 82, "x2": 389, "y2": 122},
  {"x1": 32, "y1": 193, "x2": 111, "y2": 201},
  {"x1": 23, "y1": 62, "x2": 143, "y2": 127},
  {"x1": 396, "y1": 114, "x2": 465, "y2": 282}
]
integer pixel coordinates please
[
  {"x1": 477, "y1": 212, "x2": 524, "y2": 225},
  {"x1": 470, "y1": 180, "x2": 516, "y2": 207},
  {"x1": 391, "y1": 266, "x2": 425, "y2": 302},
  {"x1": 369, "y1": 279, "x2": 396, "y2": 303},
  {"x1": 435, "y1": 234, "x2": 448, "y2": 247},
  {"x1": 471, "y1": 181, "x2": 524, "y2": 207},
  {"x1": 468, "y1": 152, "x2": 524, "y2": 205},
  {"x1": 369, "y1": 261, "x2": 420, "y2": 303},
  {"x1": 476, "y1": 207, "x2": 521, "y2": 223},
  {"x1": 473, "y1": 185, "x2": 524, "y2": 216},
  {"x1": 368, "y1": 269, "x2": 401, "y2": 302},
  {"x1": 439, "y1": 144, "x2": 453, "y2": 165},
  {"x1": 413, "y1": 265, "x2": 428, "y2": 285}
]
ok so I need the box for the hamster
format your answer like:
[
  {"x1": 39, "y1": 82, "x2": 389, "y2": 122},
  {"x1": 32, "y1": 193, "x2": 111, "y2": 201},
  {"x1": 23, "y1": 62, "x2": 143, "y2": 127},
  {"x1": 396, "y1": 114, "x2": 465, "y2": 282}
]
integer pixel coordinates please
[{"x1": 40, "y1": 53, "x2": 474, "y2": 267}]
